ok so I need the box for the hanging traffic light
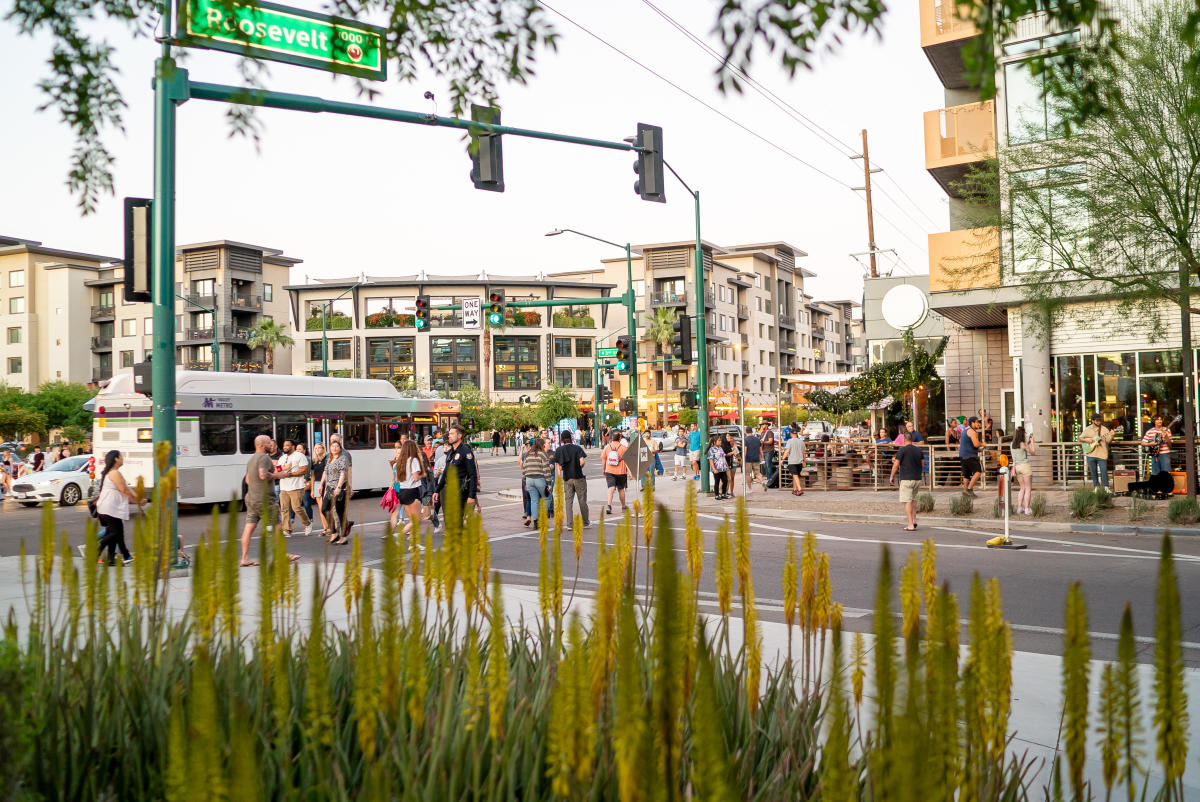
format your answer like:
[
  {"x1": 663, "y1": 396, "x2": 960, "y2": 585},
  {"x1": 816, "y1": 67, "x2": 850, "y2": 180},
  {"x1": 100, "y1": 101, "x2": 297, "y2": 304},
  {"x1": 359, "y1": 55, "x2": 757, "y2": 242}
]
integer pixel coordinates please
[
  {"x1": 487, "y1": 288, "x2": 506, "y2": 326},
  {"x1": 632, "y1": 123, "x2": 665, "y2": 203},
  {"x1": 469, "y1": 104, "x2": 505, "y2": 192},
  {"x1": 414, "y1": 295, "x2": 431, "y2": 330},
  {"x1": 615, "y1": 335, "x2": 632, "y2": 374},
  {"x1": 598, "y1": 386, "x2": 613, "y2": 403},
  {"x1": 672, "y1": 312, "x2": 692, "y2": 365},
  {"x1": 679, "y1": 389, "x2": 699, "y2": 409}
]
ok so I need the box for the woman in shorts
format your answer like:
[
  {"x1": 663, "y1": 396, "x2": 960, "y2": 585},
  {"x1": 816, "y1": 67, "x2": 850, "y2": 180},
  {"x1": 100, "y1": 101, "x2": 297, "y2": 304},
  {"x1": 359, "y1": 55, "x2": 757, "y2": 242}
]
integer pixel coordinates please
[
  {"x1": 391, "y1": 439, "x2": 426, "y2": 537},
  {"x1": 1010, "y1": 426, "x2": 1036, "y2": 515}
]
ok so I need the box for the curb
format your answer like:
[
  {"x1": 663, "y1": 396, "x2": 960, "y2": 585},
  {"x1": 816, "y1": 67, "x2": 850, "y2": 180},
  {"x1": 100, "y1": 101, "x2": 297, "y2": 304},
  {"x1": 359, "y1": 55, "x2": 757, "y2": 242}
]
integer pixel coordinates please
[{"x1": 494, "y1": 487, "x2": 1200, "y2": 538}]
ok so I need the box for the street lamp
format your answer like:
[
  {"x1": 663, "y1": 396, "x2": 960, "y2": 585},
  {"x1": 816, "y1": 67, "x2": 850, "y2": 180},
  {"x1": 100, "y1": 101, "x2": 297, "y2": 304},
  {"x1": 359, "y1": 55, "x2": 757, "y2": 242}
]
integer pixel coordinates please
[
  {"x1": 321, "y1": 281, "x2": 362, "y2": 376},
  {"x1": 545, "y1": 229, "x2": 641, "y2": 417}
]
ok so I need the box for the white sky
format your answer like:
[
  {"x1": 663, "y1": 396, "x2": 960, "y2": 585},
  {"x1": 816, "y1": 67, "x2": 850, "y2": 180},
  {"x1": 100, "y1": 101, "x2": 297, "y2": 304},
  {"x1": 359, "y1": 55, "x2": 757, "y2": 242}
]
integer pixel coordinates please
[{"x1": 0, "y1": 0, "x2": 949, "y2": 303}]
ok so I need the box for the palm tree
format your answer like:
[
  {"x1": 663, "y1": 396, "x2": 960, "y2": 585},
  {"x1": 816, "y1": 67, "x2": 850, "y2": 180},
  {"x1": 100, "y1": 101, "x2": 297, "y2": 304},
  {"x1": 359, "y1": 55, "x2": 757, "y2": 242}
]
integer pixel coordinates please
[
  {"x1": 247, "y1": 318, "x2": 294, "y2": 374},
  {"x1": 644, "y1": 307, "x2": 679, "y2": 426},
  {"x1": 481, "y1": 315, "x2": 507, "y2": 401}
]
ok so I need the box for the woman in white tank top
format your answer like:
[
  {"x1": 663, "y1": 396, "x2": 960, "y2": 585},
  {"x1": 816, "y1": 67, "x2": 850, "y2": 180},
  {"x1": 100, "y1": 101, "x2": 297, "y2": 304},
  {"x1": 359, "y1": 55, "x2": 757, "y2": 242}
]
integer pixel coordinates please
[{"x1": 95, "y1": 450, "x2": 143, "y2": 565}]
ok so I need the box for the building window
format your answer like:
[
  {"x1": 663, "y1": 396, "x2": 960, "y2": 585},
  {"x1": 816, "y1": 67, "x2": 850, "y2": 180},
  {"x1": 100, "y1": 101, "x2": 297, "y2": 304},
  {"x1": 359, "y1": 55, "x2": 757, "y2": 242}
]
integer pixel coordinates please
[
  {"x1": 575, "y1": 339, "x2": 592, "y2": 358},
  {"x1": 494, "y1": 336, "x2": 540, "y2": 390},
  {"x1": 430, "y1": 296, "x2": 463, "y2": 328},
  {"x1": 9, "y1": 297, "x2": 24, "y2": 314},
  {"x1": 7, "y1": 357, "x2": 21, "y2": 374},
  {"x1": 119, "y1": 350, "x2": 134, "y2": 368},
  {"x1": 121, "y1": 319, "x2": 136, "y2": 336},
  {"x1": 331, "y1": 339, "x2": 352, "y2": 361},
  {"x1": 263, "y1": 283, "x2": 273, "y2": 303},
  {"x1": 192, "y1": 278, "x2": 215, "y2": 296},
  {"x1": 1004, "y1": 54, "x2": 1070, "y2": 144},
  {"x1": 1010, "y1": 164, "x2": 1087, "y2": 274},
  {"x1": 308, "y1": 340, "x2": 322, "y2": 361},
  {"x1": 144, "y1": 317, "x2": 153, "y2": 335},
  {"x1": 554, "y1": 337, "x2": 572, "y2": 358},
  {"x1": 364, "y1": 297, "x2": 413, "y2": 328},
  {"x1": 575, "y1": 369, "x2": 593, "y2": 388},
  {"x1": 9, "y1": 270, "x2": 24, "y2": 288},
  {"x1": 633, "y1": 280, "x2": 645, "y2": 297},
  {"x1": 430, "y1": 336, "x2": 479, "y2": 391},
  {"x1": 6, "y1": 327, "x2": 19, "y2": 344},
  {"x1": 306, "y1": 298, "x2": 353, "y2": 331},
  {"x1": 366, "y1": 337, "x2": 415, "y2": 379},
  {"x1": 554, "y1": 368, "x2": 573, "y2": 387}
]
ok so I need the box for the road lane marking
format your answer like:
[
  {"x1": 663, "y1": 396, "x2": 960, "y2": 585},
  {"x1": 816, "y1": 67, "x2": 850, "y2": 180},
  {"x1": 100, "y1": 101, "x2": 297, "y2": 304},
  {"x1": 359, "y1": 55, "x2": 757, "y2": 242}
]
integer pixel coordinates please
[{"x1": 932, "y1": 526, "x2": 1200, "y2": 560}]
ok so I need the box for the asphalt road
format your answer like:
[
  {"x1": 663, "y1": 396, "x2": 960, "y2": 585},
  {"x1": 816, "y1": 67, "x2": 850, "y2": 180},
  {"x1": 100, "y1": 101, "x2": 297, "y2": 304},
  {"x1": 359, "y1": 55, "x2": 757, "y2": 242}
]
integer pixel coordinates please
[{"x1": 3, "y1": 449, "x2": 1198, "y2": 665}]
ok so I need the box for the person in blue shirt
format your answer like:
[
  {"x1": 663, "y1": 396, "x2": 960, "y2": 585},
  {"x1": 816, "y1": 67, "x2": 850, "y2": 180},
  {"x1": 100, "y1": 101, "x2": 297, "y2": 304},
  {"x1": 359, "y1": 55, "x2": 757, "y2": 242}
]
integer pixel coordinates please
[{"x1": 687, "y1": 423, "x2": 702, "y2": 480}]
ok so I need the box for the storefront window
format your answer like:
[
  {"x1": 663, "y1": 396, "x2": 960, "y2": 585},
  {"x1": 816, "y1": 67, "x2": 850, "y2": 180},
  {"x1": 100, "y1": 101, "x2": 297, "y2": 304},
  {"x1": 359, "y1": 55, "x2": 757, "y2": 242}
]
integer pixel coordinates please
[
  {"x1": 494, "y1": 336, "x2": 540, "y2": 389},
  {"x1": 1055, "y1": 355, "x2": 1084, "y2": 442},
  {"x1": 367, "y1": 337, "x2": 415, "y2": 378},
  {"x1": 1138, "y1": 350, "x2": 1181, "y2": 375},
  {"x1": 1046, "y1": 349, "x2": 1186, "y2": 442},
  {"x1": 430, "y1": 337, "x2": 479, "y2": 391},
  {"x1": 1138, "y1": 376, "x2": 1183, "y2": 433},
  {"x1": 1095, "y1": 353, "x2": 1137, "y2": 438}
]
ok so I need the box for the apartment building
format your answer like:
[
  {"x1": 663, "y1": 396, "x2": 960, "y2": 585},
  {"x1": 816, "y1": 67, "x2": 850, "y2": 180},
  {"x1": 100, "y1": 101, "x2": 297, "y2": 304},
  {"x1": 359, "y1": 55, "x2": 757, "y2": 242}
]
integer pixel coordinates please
[
  {"x1": 87, "y1": 240, "x2": 297, "y2": 382},
  {"x1": 918, "y1": 1, "x2": 1192, "y2": 444},
  {"x1": 806, "y1": 299, "x2": 861, "y2": 374},
  {"x1": 0, "y1": 235, "x2": 118, "y2": 390},
  {"x1": 554, "y1": 239, "x2": 814, "y2": 424},
  {"x1": 284, "y1": 274, "x2": 619, "y2": 405}
]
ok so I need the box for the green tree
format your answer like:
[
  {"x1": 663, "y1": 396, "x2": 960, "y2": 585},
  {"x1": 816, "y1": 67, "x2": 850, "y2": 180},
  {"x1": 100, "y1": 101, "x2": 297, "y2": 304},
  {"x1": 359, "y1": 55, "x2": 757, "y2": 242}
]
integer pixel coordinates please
[
  {"x1": 644, "y1": 308, "x2": 679, "y2": 425},
  {"x1": 0, "y1": 408, "x2": 47, "y2": 441},
  {"x1": 454, "y1": 383, "x2": 493, "y2": 433},
  {"x1": 7, "y1": 1, "x2": 1130, "y2": 215},
  {"x1": 0, "y1": 384, "x2": 27, "y2": 411},
  {"x1": 28, "y1": 381, "x2": 95, "y2": 431},
  {"x1": 536, "y1": 384, "x2": 579, "y2": 429},
  {"x1": 246, "y1": 319, "x2": 295, "y2": 374}
]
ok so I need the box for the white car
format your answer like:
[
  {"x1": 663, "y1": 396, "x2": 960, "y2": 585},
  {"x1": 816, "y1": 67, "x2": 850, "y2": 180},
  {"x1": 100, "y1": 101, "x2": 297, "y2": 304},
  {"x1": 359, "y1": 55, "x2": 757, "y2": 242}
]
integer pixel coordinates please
[{"x1": 8, "y1": 455, "x2": 96, "y2": 507}]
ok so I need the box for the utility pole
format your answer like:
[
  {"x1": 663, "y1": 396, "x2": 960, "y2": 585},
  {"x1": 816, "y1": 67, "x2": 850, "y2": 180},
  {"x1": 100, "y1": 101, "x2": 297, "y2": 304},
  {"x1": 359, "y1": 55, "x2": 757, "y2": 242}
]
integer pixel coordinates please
[{"x1": 851, "y1": 129, "x2": 882, "y2": 279}]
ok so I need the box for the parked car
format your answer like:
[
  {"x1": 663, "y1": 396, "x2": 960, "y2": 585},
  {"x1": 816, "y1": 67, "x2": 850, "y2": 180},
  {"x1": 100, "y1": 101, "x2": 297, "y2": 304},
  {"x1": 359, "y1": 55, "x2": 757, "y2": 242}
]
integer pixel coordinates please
[{"x1": 7, "y1": 455, "x2": 95, "y2": 507}]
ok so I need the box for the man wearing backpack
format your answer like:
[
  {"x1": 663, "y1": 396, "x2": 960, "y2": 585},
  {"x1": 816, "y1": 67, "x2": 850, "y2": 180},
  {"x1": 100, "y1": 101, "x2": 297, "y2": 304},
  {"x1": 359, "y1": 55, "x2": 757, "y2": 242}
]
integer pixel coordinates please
[{"x1": 601, "y1": 430, "x2": 630, "y2": 515}]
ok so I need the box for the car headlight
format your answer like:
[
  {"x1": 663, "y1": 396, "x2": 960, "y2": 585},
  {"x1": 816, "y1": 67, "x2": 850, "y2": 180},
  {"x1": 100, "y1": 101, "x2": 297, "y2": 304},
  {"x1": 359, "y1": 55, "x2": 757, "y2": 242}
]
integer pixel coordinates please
[{"x1": 49, "y1": 478, "x2": 64, "y2": 485}]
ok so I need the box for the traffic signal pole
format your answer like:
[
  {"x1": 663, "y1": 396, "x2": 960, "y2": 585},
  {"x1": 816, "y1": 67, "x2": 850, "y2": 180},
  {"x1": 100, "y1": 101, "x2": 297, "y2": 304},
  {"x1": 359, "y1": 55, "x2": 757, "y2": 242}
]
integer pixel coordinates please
[{"x1": 151, "y1": 47, "x2": 179, "y2": 484}]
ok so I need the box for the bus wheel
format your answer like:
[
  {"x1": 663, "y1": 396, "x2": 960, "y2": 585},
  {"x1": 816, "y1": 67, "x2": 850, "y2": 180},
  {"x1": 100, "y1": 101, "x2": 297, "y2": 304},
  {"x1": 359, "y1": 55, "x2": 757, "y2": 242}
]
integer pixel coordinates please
[{"x1": 60, "y1": 483, "x2": 82, "y2": 506}]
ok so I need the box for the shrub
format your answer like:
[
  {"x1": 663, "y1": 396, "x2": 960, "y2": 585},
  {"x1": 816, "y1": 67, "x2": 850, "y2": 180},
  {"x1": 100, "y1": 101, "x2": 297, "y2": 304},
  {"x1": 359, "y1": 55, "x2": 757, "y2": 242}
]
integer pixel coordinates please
[
  {"x1": 949, "y1": 493, "x2": 974, "y2": 516},
  {"x1": 1094, "y1": 487, "x2": 1115, "y2": 510},
  {"x1": 915, "y1": 493, "x2": 935, "y2": 513},
  {"x1": 1069, "y1": 488, "x2": 1099, "y2": 520},
  {"x1": 1128, "y1": 496, "x2": 1148, "y2": 522},
  {"x1": 1167, "y1": 496, "x2": 1200, "y2": 525},
  {"x1": 1030, "y1": 493, "x2": 1047, "y2": 517}
]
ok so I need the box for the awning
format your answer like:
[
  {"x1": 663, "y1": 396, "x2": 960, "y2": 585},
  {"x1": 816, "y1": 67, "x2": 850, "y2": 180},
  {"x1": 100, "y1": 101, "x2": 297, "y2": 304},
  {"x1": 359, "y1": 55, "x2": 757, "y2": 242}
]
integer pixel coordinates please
[
  {"x1": 720, "y1": 412, "x2": 738, "y2": 421},
  {"x1": 667, "y1": 413, "x2": 679, "y2": 420},
  {"x1": 758, "y1": 410, "x2": 777, "y2": 418}
]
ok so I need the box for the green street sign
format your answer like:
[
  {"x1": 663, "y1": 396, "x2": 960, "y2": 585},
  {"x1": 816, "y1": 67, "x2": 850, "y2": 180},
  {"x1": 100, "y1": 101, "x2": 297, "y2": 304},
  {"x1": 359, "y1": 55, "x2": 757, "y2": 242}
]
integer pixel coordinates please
[
  {"x1": 597, "y1": 347, "x2": 619, "y2": 359},
  {"x1": 178, "y1": 0, "x2": 387, "y2": 81}
]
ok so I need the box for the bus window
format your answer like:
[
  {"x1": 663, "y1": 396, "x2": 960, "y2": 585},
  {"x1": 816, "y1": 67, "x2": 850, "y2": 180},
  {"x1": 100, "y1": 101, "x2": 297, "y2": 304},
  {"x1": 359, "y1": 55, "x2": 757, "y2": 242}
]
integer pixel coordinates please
[
  {"x1": 343, "y1": 414, "x2": 377, "y2": 450},
  {"x1": 199, "y1": 413, "x2": 237, "y2": 456},
  {"x1": 239, "y1": 413, "x2": 274, "y2": 454},
  {"x1": 380, "y1": 415, "x2": 409, "y2": 447},
  {"x1": 276, "y1": 413, "x2": 308, "y2": 450}
]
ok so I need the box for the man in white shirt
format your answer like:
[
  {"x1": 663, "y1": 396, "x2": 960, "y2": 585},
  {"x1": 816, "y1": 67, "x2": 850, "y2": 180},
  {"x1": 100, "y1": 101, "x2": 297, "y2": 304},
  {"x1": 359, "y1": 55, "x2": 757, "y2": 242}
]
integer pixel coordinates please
[
  {"x1": 784, "y1": 431, "x2": 807, "y2": 496},
  {"x1": 278, "y1": 440, "x2": 312, "y2": 537}
]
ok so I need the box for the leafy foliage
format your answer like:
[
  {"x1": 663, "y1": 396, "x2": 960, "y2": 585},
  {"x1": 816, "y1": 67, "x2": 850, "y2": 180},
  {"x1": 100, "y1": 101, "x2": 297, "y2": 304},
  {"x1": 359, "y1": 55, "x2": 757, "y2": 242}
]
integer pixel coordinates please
[
  {"x1": 807, "y1": 330, "x2": 946, "y2": 420},
  {"x1": 246, "y1": 319, "x2": 294, "y2": 373},
  {"x1": 0, "y1": 408, "x2": 48, "y2": 441},
  {"x1": 534, "y1": 383, "x2": 579, "y2": 429}
]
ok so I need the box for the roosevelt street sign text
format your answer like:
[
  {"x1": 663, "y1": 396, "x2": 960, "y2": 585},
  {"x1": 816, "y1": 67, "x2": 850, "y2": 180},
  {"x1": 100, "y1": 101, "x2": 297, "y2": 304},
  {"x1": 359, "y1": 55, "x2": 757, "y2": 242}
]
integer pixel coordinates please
[{"x1": 178, "y1": 0, "x2": 387, "y2": 80}]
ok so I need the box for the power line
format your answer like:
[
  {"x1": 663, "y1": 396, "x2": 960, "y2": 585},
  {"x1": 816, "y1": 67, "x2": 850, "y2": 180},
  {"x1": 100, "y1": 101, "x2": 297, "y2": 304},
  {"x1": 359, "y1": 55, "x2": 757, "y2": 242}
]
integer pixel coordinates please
[
  {"x1": 537, "y1": 0, "x2": 928, "y2": 258},
  {"x1": 636, "y1": 0, "x2": 939, "y2": 235}
]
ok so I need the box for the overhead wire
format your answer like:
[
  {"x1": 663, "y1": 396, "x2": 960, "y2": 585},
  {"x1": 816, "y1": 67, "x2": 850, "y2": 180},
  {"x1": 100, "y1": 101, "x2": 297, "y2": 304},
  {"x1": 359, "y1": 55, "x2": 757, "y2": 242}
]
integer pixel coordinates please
[
  {"x1": 537, "y1": 0, "x2": 930, "y2": 257},
  {"x1": 637, "y1": 0, "x2": 940, "y2": 236}
]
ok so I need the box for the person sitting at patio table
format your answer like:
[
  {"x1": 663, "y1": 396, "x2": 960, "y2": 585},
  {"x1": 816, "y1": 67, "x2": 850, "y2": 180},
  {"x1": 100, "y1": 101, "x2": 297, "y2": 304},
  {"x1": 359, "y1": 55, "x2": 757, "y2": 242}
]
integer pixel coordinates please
[{"x1": 875, "y1": 427, "x2": 892, "y2": 445}]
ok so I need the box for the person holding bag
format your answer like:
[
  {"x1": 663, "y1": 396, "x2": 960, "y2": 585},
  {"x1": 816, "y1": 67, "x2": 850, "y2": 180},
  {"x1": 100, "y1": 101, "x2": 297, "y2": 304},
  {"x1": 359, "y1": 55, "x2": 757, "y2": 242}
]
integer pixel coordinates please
[
  {"x1": 522, "y1": 437, "x2": 553, "y2": 527},
  {"x1": 95, "y1": 449, "x2": 143, "y2": 565},
  {"x1": 391, "y1": 440, "x2": 425, "y2": 537},
  {"x1": 319, "y1": 439, "x2": 351, "y2": 545}
]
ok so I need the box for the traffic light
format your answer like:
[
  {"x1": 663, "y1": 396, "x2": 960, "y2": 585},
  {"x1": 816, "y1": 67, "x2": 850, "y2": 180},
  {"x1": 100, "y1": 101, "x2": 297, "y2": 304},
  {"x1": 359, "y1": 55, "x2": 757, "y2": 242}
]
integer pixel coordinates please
[
  {"x1": 598, "y1": 386, "x2": 612, "y2": 403},
  {"x1": 679, "y1": 389, "x2": 698, "y2": 409},
  {"x1": 469, "y1": 104, "x2": 505, "y2": 192},
  {"x1": 619, "y1": 397, "x2": 635, "y2": 413},
  {"x1": 672, "y1": 312, "x2": 692, "y2": 365},
  {"x1": 414, "y1": 295, "x2": 431, "y2": 330},
  {"x1": 487, "y1": 288, "x2": 506, "y2": 326},
  {"x1": 123, "y1": 197, "x2": 152, "y2": 303},
  {"x1": 632, "y1": 123, "x2": 665, "y2": 203},
  {"x1": 615, "y1": 335, "x2": 633, "y2": 374}
]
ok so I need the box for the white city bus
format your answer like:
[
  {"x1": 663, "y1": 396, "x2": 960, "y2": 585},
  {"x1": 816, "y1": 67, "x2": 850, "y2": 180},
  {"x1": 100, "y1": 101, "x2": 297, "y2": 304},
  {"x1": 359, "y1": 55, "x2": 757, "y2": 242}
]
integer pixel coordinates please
[{"x1": 91, "y1": 371, "x2": 460, "y2": 505}]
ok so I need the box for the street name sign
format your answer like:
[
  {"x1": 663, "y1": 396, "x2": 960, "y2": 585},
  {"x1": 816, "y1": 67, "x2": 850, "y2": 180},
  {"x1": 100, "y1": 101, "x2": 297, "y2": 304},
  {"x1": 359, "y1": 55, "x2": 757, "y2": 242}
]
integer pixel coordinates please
[
  {"x1": 597, "y1": 348, "x2": 619, "y2": 359},
  {"x1": 178, "y1": 0, "x2": 387, "y2": 80},
  {"x1": 462, "y1": 297, "x2": 482, "y2": 330}
]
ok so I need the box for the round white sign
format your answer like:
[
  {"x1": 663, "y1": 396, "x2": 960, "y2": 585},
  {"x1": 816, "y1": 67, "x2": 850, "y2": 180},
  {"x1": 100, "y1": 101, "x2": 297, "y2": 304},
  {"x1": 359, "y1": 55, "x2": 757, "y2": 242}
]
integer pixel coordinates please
[{"x1": 881, "y1": 284, "x2": 929, "y2": 330}]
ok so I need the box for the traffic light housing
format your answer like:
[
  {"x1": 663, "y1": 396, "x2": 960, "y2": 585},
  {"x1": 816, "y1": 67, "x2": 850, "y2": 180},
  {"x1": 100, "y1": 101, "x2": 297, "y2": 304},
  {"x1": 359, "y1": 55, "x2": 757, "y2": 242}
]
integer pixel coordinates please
[
  {"x1": 123, "y1": 197, "x2": 153, "y2": 303},
  {"x1": 619, "y1": 397, "x2": 635, "y2": 414},
  {"x1": 487, "y1": 288, "x2": 506, "y2": 326},
  {"x1": 679, "y1": 389, "x2": 699, "y2": 409},
  {"x1": 414, "y1": 295, "x2": 431, "y2": 330},
  {"x1": 672, "y1": 312, "x2": 692, "y2": 365},
  {"x1": 469, "y1": 104, "x2": 505, "y2": 192},
  {"x1": 597, "y1": 386, "x2": 612, "y2": 403},
  {"x1": 632, "y1": 123, "x2": 665, "y2": 203},
  {"x1": 615, "y1": 335, "x2": 632, "y2": 374}
]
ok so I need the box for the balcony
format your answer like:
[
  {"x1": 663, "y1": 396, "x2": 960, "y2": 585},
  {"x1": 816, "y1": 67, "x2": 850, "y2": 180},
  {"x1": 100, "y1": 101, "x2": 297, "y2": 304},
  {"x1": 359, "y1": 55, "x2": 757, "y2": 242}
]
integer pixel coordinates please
[
  {"x1": 739, "y1": 332, "x2": 750, "y2": 346},
  {"x1": 736, "y1": 303, "x2": 749, "y2": 320},
  {"x1": 231, "y1": 361, "x2": 264, "y2": 373},
  {"x1": 704, "y1": 287, "x2": 716, "y2": 307},
  {"x1": 778, "y1": 313, "x2": 796, "y2": 330},
  {"x1": 551, "y1": 311, "x2": 596, "y2": 328},
  {"x1": 179, "y1": 291, "x2": 217, "y2": 310},
  {"x1": 728, "y1": 274, "x2": 753, "y2": 289},
  {"x1": 650, "y1": 291, "x2": 688, "y2": 308},
  {"x1": 924, "y1": 101, "x2": 996, "y2": 196},
  {"x1": 90, "y1": 336, "x2": 112, "y2": 351},
  {"x1": 220, "y1": 325, "x2": 255, "y2": 343},
  {"x1": 928, "y1": 227, "x2": 1001, "y2": 292},
  {"x1": 920, "y1": 0, "x2": 980, "y2": 90},
  {"x1": 90, "y1": 305, "x2": 115, "y2": 321},
  {"x1": 186, "y1": 361, "x2": 213, "y2": 371},
  {"x1": 91, "y1": 368, "x2": 112, "y2": 383},
  {"x1": 181, "y1": 327, "x2": 215, "y2": 342},
  {"x1": 740, "y1": 360, "x2": 750, "y2": 375},
  {"x1": 229, "y1": 293, "x2": 262, "y2": 311}
]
